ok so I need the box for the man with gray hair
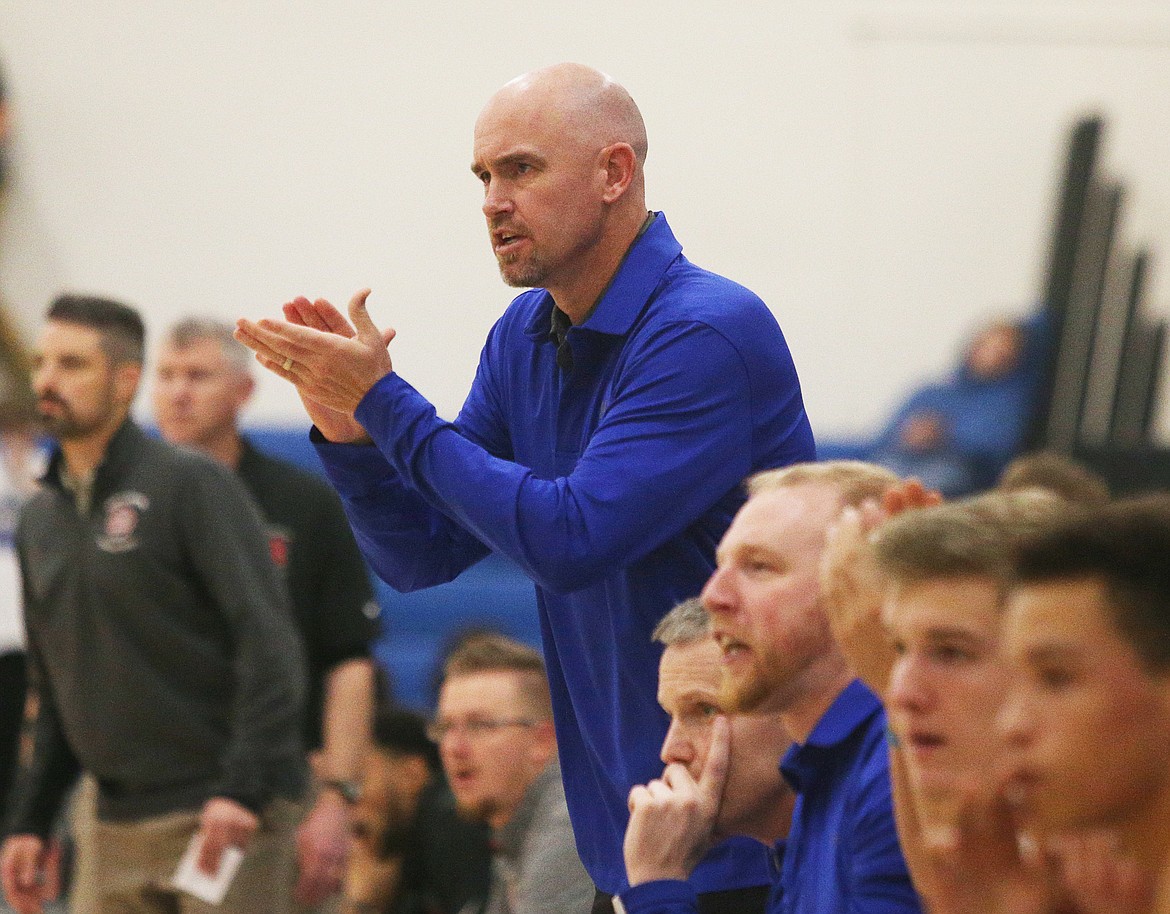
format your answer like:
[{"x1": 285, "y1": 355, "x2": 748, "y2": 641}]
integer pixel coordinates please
[
  {"x1": 623, "y1": 598, "x2": 793, "y2": 913},
  {"x1": 153, "y1": 318, "x2": 379, "y2": 912}
]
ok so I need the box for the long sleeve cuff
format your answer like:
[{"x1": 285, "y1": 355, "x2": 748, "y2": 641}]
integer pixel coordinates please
[
  {"x1": 618, "y1": 880, "x2": 698, "y2": 914},
  {"x1": 311, "y1": 427, "x2": 391, "y2": 496}
]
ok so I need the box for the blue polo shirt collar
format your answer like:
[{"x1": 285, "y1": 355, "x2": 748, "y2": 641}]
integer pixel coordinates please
[
  {"x1": 780, "y1": 679, "x2": 882, "y2": 794},
  {"x1": 522, "y1": 212, "x2": 682, "y2": 339}
]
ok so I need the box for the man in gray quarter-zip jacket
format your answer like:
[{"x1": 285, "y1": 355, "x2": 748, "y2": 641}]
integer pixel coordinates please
[
  {"x1": 435, "y1": 634, "x2": 593, "y2": 914},
  {"x1": 0, "y1": 294, "x2": 307, "y2": 914}
]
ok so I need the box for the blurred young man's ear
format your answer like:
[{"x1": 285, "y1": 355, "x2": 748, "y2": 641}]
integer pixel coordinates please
[{"x1": 530, "y1": 719, "x2": 557, "y2": 767}]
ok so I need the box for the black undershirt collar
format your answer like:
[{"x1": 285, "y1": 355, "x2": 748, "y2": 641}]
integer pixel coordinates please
[{"x1": 549, "y1": 211, "x2": 657, "y2": 373}]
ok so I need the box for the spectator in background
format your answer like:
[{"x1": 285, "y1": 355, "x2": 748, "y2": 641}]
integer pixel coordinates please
[
  {"x1": 1, "y1": 295, "x2": 307, "y2": 914},
  {"x1": 345, "y1": 706, "x2": 490, "y2": 914},
  {"x1": 152, "y1": 318, "x2": 379, "y2": 912},
  {"x1": 872, "y1": 318, "x2": 1044, "y2": 497},
  {"x1": 431, "y1": 634, "x2": 593, "y2": 914},
  {"x1": 623, "y1": 598, "x2": 794, "y2": 914},
  {"x1": 997, "y1": 450, "x2": 1110, "y2": 505}
]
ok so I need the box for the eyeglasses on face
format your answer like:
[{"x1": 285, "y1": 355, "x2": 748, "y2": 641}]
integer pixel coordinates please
[{"x1": 426, "y1": 717, "x2": 539, "y2": 742}]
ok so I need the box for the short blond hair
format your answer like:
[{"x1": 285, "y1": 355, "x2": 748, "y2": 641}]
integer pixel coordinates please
[
  {"x1": 442, "y1": 633, "x2": 552, "y2": 720},
  {"x1": 747, "y1": 460, "x2": 899, "y2": 509},
  {"x1": 874, "y1": 490, "x2": 1070, "y2": 594}
]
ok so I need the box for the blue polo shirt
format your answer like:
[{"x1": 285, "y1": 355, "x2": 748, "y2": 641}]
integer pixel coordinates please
[
  {"x1": 316, "y1": 213, "x2": 815, "y2": 893},
  {"x1": 619, "y1": 839, "x2": 785, "y2": 914},
  {"x1": 779, "y1": 680, "x2": 921, "y2": 914}
]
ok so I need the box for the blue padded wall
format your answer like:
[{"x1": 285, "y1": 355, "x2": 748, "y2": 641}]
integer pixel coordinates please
[{"x1": 245, "y1": 425, "x2": 542, "y2": 712}]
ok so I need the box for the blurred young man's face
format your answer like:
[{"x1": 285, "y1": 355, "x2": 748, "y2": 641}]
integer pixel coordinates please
[
  {"x1": 966, "y1": 323, "x2": 1023, "y2": 380},
  {"x1": 884, "y1": 576, "x2": 1009, "y2": 799},
  {"x1": 435, "y1": 670, "x2": 551, "y2": 830},
  {"x1": 657, "y1": 635, "x2": 792, "y2": 840},
  {"x1": 998, "y1": 578, "x2": 1170, "y2": 832},
  {"x1": 353, "y1": 746, "x2": 431, "y2": 857}
]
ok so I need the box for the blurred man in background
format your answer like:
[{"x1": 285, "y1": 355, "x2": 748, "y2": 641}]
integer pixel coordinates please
[
  {"x1": 153, "y1": 318, "x2": 379, "y2": 912},
  {"x1": 345, "y1": 705, "x2": 491, "y2": 914},
  {"x1": 431, "y1": 634, "x2": 593, "y2": 914},
  {"x1": 1, "y1": 294, "x2": 307, "y2": 914}
]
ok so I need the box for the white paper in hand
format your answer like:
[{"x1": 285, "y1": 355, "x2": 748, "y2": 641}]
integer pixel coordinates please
[{"x1": 172, "y1": 832, "x2": 244, "y2": 905}]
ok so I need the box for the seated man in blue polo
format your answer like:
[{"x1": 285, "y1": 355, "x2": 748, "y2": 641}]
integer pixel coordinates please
[
  {"x1": 622, "y1": 462, "x2": 922, "y2": 914},
  {"x1": 625, "y1": 597, "x2": 794, "y2": 914}
]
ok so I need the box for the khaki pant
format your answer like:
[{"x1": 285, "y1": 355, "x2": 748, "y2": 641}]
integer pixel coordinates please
[{"x1": 69, "y1": 778, "x2": 301, "y2": 914}]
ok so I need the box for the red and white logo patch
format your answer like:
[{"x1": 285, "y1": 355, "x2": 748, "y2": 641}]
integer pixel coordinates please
[
  {"x1": 268, "y1": 531, "x2": 290, "y2": 567},
  {"x1": 96, "y1": 491, "x2": 150, "y2": 553}
]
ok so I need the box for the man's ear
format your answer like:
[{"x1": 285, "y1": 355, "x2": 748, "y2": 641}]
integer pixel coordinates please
[
  {"x1": 113, "y1": 361, "x2": 142, "y2": 406},
  {"x1": 234, "y1": 372, "x2": 256, "y2": 411},
  {"x1": 530, "y1": 719, "x2": 558, "y2": 768},
  {"x1": 599, "y1": 143, "x2": 637, "y2": 204}
]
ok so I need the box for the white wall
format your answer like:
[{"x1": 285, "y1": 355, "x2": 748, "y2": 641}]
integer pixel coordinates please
[{"x1": 2, "y1": 1, "x2": 1169, "y2": 441}]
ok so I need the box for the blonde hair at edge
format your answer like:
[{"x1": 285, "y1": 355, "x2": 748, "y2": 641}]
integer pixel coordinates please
[
  {"x1": 442, "y1": 633, "x2": 553, "y2": 722},
  {"x1": 872, "y1": 489, "x2": 1072, "y2": 596},
  {"x1": 747, "y1": 460, "x2": 899, "y2": 508}
]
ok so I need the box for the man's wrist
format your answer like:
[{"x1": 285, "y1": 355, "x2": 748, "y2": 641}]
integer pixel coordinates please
[{"x1": 626, "y1": 863, "x2": 692, "y2": 887}]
